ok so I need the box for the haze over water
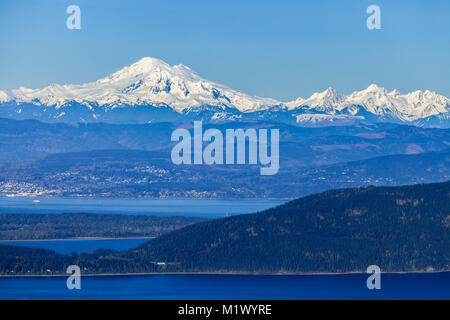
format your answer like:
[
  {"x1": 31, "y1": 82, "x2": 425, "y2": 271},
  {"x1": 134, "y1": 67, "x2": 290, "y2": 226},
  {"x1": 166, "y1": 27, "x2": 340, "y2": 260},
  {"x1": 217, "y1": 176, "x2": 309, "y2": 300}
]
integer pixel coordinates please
[{"x1": 0, "y1": 197, "x2": 285, "y2": 218}]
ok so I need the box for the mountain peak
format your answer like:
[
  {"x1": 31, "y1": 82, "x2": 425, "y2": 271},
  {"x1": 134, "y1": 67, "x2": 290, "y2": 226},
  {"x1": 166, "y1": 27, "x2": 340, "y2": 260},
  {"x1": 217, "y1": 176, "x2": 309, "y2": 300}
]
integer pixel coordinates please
[
  {"x1": 104, "y1": 57, "x2": 174, "y2": 82},
  {"x1": 361, "y1": 84, "x2": 390, "y2": 95},
  {"x1": 125, "y1": 57, "x2": 195, "y2": 76},
  {"x1": 302, "y1": 87, "x2": 345, "y2": 109},
  {"x1": 133, "y1": 56, "x2": 167, "y2": 66},
  {"x1": 366, "y1": 83, "x2": 383, "y2": 90},
  {"x1": 0, "y1": 58, "x2": 448, "y2": 126},
  {"x1": 316, "y1": 87, "x2": 342, "y2": 98}
]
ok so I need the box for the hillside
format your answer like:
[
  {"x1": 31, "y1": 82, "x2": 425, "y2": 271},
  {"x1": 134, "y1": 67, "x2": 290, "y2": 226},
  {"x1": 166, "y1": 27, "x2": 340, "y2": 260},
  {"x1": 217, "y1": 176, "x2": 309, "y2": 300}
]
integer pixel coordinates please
[
  {"x1": 1, "y1": 146, "x2": 449, "y2": 199},
  {"x1": 119, "y1": 181, "x2": 450, "y2": 273},
  {"x1": 0, "y1": 213, "x2": 205, "y2": 240},
  {"x1": 0, "y1": 181, "x2": 448, "y2": 275}
]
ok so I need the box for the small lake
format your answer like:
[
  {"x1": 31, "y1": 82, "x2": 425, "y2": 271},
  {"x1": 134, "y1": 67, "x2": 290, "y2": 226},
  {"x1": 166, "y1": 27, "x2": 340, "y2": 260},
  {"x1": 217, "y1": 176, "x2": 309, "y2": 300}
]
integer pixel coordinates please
[
  {"x1": 0, "y1": 197, "x2": 285, "y2": 218},
  {"x1": 0, "y1": 238, "x2": 151, "y2": 254},
  {"x1": 0, "y1": 273, "x2": 448, "y2": 300}
]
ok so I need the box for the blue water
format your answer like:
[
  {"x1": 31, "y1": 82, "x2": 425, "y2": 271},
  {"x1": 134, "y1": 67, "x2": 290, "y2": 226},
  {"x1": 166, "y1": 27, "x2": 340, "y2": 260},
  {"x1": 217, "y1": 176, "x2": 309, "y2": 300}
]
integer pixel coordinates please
[
  {"x1": 1, "y1": 197, "x2": 447, "y2": 300},
  {"x1": 0, "y1": 197, "x2": 284, "y2": 218},
  {"x1": 0, "y1": 273, "x2": 448, "y2": 300},
  {"x1": 0, "y1": 238, "x2": 151, "y2": 254}
]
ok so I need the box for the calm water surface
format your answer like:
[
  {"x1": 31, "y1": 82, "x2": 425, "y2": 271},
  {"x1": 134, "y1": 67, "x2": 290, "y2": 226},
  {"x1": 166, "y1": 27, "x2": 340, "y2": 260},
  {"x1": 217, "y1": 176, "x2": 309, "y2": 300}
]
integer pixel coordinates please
[
  {"x1": 0, "y1": 238, "x2": 151, "y2": 254},
  {"x1": 0, "y1": 197, "x2": 285, "y2": 218},
  {"x1": 0, "y1": 273, "x2": 448, "y2": 300}
]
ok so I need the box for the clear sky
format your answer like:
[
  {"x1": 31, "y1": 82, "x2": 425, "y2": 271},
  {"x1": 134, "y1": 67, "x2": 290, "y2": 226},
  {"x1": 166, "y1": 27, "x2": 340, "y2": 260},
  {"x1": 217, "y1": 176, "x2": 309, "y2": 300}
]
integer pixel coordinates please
[{"x1": 0, "y1": 0, "x2": 449, "y2": 100}]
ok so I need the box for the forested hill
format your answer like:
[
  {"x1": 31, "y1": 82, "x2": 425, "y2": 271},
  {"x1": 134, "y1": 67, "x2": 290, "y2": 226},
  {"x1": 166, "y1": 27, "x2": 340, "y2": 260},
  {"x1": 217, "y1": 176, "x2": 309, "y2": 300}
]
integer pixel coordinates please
[
  {"x1": 0, "y1": 181, "x2": 449, "y2": 275},
  {"x1": 0, "y1": 213, "x2": 205, "y2": 240},
  {"x1": 122, "y1": 181, "x2": 450, "y2": 273}
]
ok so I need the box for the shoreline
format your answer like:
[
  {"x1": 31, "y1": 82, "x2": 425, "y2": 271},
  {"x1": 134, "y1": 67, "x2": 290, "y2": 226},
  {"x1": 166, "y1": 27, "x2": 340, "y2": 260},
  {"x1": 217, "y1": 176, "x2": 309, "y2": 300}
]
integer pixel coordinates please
[
  {"x1": 0, "y1": 195, "x2": 292, "y2": 201},
  {"x1": 1, "y1": 270, "x2": 448, "y2": 278},
  {"x1": 0, "y1": 236, "x2": 155, "y2": 242}
]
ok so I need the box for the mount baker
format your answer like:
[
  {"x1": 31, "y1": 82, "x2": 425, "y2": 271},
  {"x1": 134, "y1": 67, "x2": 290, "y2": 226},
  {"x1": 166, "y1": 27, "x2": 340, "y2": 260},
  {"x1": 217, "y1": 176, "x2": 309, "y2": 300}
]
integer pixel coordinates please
[{"x1": 0, "y1": 57, "x2": 449, "y2": 127}]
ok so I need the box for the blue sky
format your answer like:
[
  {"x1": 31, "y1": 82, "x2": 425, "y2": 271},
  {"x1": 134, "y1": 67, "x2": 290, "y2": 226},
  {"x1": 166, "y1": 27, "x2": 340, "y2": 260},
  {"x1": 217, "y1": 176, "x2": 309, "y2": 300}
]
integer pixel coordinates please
[{"x1": 0, "y1": 0, "x2": 449, "y2": 100}]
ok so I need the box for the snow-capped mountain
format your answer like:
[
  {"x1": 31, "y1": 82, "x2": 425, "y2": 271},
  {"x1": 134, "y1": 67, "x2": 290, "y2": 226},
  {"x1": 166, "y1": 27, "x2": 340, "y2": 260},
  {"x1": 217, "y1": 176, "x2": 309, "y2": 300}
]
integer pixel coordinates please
[
  {"x1": 286, "y1": 87, "x2": 345, "y2": 112},
  {"x1": 286, "y1": 84, "x2": 450, "y2": 127},
  {"x1": 0, "y1": 57, "x2": 449, "y2": 127},
  {"x1": 0, "y1": 57, "x2": 279, "y2": 113},
  {"x1": 346, "y1": 84, "x2": 449, "y2": 122}
]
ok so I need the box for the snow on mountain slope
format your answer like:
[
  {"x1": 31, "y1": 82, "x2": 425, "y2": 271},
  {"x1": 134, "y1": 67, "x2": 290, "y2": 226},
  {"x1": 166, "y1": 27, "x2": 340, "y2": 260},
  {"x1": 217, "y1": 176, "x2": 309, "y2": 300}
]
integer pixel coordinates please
[
  {"x1": 287, "y1": 84, "x2": 450, "y2": 123},
  {"x1": 345, "y1": 84, "x2": 449, "y2": 121},
  {"x1": 0, "y1": 90, "x2": 10, "y2": 103},
  {"x1": 295, "y1": 87, "x2": 345, "y2": 111},
  {"x1": 0, "y1": 57, "x2": 280, "y2": 113},
  {"x1": 0, "y1": 57, "x2": 449, "y2": 126},
  {"x1": 294, "y1": 113, "x2": 364, "y2": 127}
]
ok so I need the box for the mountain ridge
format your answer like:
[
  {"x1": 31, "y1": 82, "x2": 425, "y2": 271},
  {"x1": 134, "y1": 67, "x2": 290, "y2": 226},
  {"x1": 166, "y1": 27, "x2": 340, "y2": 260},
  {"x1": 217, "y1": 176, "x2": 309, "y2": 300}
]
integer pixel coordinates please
[
  {"x1": 1, "y1": 57, "x2": 449, "y2": 127},
  {"x1": 1, "y1": 144, "x2": 448, "y2": 199},
  {"x1": 120, "y1": 180, "x2": 449, "y2": 273}
]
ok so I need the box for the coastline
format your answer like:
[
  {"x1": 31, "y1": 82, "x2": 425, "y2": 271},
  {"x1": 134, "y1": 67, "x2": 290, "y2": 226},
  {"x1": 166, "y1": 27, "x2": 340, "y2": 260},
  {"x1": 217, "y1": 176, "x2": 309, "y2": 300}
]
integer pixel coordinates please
[
  {"x1": 1, "y1": 270, "x2": 448, "y2": 278},
  {"x1": 0, "y1": 194, "x2": 293, "y2": 201},
  {"x1": 0, "y1": 236, "x2": 155, "y2": 242}
]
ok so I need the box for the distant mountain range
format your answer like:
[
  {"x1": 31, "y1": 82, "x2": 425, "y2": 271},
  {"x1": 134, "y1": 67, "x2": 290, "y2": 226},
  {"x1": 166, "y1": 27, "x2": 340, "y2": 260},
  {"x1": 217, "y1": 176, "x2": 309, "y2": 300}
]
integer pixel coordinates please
[
  {"x1": 1, "y1": 136, "x2": 448, "y2": 199},
  {"x1": 1, "y1": 180, "x2": 448, "y2": 274},
  {"x1": 2, "y1": 118, "x2": 449, "y2": 162},
  {"x1": 0, "y1": 118, "x2": 449, "y2": 198},
  {"x1": 1, "y1": 57, "x2": 449, "y2": 127}
]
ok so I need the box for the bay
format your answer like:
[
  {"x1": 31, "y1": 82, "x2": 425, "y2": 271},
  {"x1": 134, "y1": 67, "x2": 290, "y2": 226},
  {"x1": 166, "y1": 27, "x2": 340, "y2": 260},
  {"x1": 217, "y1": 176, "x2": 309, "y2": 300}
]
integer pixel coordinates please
[{"x1": 0, "y1": 273, "x2": 448, "y2": 300}]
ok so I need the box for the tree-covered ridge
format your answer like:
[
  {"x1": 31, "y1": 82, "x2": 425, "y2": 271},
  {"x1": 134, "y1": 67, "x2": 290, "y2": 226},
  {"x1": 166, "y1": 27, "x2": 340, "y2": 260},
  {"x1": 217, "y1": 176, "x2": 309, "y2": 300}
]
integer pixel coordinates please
[
  {"x1": 0, "y1": 181, "x2": 448, "y2": 275},
  {"x1": 122, "y1": 181, "x2": 450, "y2": 273},
  {"x1": 0, "y1": 213, "x2": 205, "y2": 240}
]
